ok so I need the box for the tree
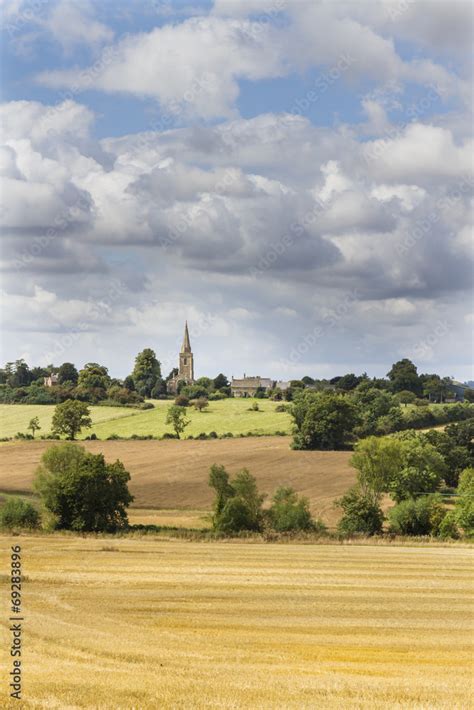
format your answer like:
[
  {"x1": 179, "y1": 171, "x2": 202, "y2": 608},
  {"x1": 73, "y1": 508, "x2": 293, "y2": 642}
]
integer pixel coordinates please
[
  {"x1": 301, "y1": 376, "x2": 315, "y2": 386},
  {"x1": 396, "y1": 390, "x2": 417, "y2": 406},
  {"x1": 336, "y1": 373, "x2": 360, "y2": 391},
  {"x1": 123, "y1": 375, "x2": 135, "y2": 391},
  {"x1": 387, "y1": 358, "x2": 421, "y2": 395},
  {"x1": 213, "y1": 373, "x2": 230, "y2": 390},
  {"x1": 209, "y1": 464, "x2": 235, "y2": 518},
  {"x1": 388, "y1": 495, "x2": 446, "y2": 536},
  {"x1": 165, "y1": 405, "x2": 190, "y2": 439},
  {"x1": 57, "y1": 362, "x2": 79, "y2": 385},
  {"x1": 422, "y1": 375, "x2": 451, "y2": 403},
  {"x1": 291, "y1": 390, "x2": 358, "y2": 450},
  {"x1": 0, "y1": 497, "x2": 40, "y2": 530},
  {"x1": 27, "y1": 416, "x2": 41, "y2": 438},
  {"x1": 423, "y1": 428, "x2": 473, "y2": 488},
  {"x1": 268, "y1": 486, "x2": 316, "y2": 532},
  {"x1": 337, "y1": 487, "x2": 384, "y2": 536},
  {"x1": 351, "y1": 436, "x2": 404, "y2": 498},
  {"x1": 208, "y1": 466, "x2": 264, "y2": 533},
  {"x1": 9, "y1": 359, "x2": 33, "y2": 388},
  {"x1": 78, "y1": 363, "x2": 110, "y2": 390},
  {"x1": 132, "y1": 348, "x2": 162, "y2": 397},
  {"x1": 455, "y1": 468, "x2": 474, "y2": 536},
  {"x1": 34, "y1": 443, "x2": 133, "y2": 532},
  {"x1": 52, "y1": 400, "x2": 92, "y2": 440},
  {"x1": 388, "y1": 437, "x2": 445, "y2": 502},
  {"x1": 194, "y1": 397, "x2": 209, "y2": 412}
]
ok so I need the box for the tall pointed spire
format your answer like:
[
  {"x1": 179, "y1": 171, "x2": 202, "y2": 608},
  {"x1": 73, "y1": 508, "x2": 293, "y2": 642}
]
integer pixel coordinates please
[{"x1": 181, "y1": 321, "x2": 191, "y2": 353}]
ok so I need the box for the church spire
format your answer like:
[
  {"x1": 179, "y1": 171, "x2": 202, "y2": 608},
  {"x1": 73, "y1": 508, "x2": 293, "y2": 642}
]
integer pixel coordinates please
[{"x1": 181, "y1": 321, "x2": 192, "y2": 353}]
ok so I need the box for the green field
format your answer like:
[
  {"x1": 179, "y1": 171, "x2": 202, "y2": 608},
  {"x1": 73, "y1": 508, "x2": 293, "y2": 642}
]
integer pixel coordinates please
[{"x1": 0, "y1": 399, "x2": 292, "y2": 440}]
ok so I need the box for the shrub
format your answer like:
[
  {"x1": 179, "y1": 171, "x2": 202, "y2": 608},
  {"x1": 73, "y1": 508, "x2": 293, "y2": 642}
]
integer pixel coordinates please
[
  {"x1": 209, "y1": 466, "x2": 265, "y2": 533},
  {"x1": 34, "y1": 443, "x2": 133, "y2": 532},
  {"x1": 175, "y1": 394, "x2": 190, "y2": 407},
  {"x1": 216, "y1": 497, "x2": 258, "y2": 533},
  {"x1": 0, "y1": 497, "x2": 40, "y2": 530},
  {"x1": 249, "y1": 401, "x2": 260, "y2": 411},
  {"x1": 14, "y1": 432, "x2": 34, "y2": 440},
  {"x1": 268, "y1": 486, "x2": 317, "y2": 532},
  {"x1": 275, "y1": 404, "x2": 289, "y2": 413},
  {"x1": 107, "y1": 433, "x2": 121, "y2": 440},
  {"x1": 388, "y1": 495, "x2": 445, "y2": 536},
  {"x1": 209, "y1": 431, "x2": 218, "y2": 439},
  {"x1": 438, "y1": 511, "x2": 460, "y2": 539},
  {"x1": 161, "y1": 432, "x2": 178, "y2": 439},
  {"x1": 454, "y1": 468, "x2": 474, "y2": 536},
  {"x1": 139, "y1": 402, "x2": 155, "y2": 410},
  {"x1": 337, "y1": 487, "x2": 384, "y2": 536}
]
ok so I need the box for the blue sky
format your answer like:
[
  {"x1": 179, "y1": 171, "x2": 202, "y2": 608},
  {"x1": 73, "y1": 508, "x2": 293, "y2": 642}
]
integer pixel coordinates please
[{"x1": 0, "y1": 0, "x2": 472, "y2": 380}]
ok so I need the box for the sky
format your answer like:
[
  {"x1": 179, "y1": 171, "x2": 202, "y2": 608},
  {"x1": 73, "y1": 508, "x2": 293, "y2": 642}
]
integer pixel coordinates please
[{"x1": 0, "y1": 0, "x2": 473, "y2": 381}]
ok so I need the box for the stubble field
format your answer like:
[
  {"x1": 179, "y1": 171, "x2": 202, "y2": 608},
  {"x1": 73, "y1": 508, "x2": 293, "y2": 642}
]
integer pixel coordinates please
[{"x1": 0, "y1": 536, "x2": 472, "y2": 709}]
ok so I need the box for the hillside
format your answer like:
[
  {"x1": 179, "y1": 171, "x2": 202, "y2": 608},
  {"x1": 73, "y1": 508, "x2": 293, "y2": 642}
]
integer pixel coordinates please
[
  {"x1": 0, "y1": 399, "x2": 292, "y2": 440},
  {"x1": 0, "y1": 437, "x2": 355, "y2": 527}
]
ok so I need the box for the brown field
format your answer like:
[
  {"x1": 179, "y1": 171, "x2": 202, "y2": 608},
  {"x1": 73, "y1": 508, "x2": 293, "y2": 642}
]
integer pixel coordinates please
[
  {"x1": 0, "y1": 437, "x2": 355, "y2": 527},
  {"x1": 0, "y1": 535, "x2": 472, "y2": 709}
]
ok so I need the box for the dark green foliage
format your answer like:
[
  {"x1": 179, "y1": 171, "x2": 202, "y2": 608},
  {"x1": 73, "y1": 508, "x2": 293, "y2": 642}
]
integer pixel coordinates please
[
  {"x1": 388, "y1": 495, "x2": 446, "y2": 536},
  {"x1": 132, "y1": 348, "x2": 162, "y2": 397},
  {"x1": 387, "y1": 358, "x2": 422, "y2": 395},
  {"x1": 291, "y1": 390, "x2": 358, "y2": 450},
  {"x1": 337, "y1": 487, "x2": 384, "y2": 536},
  {"x1": 213, "y1": 373, "x2": 230, "y2": 390},
  {"x1": 268, "y1": 486, "x2": 318, "y2": 532},
  {"x1": 34, "y1": 443, "x2": 133, "y2": 532},
  {"x1": 57, "y1": 362, "x2": 78, "y2": 385},
  {"x1": 0, "y1": 497, "x2": 40, "y2": 529},
  {"x1": 52, "y1": 400, "x2": 92, "y2": 440},
  {"x1": 209, "y1": 466, "x2": 264, "y2": 533}
]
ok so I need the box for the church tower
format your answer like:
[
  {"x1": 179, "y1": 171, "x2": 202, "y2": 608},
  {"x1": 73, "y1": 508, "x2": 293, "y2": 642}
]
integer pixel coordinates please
[{"x1": 178, "y1": 321, "x2": 194, "y2": 383}]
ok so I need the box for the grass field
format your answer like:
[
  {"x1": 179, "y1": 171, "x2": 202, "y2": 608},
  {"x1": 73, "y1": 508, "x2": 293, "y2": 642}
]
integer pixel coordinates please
[
  {"x1": 0, "y1": 437, "x2": 354, "y2": 527},
  {"x1": 0, "y1": 535, "x2": 472, "y2": 709},
  {"x1": 0, "y1": 399, "x2": 292, "y2": 440}
]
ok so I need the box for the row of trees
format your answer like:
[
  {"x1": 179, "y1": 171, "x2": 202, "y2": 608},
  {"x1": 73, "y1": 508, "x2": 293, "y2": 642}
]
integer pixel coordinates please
[
  {"x1": 291, "y1": 388, "x2": 474, "y2": 451},
  {"x1": 337, "y1": 424, "x2": 474, "y2": 538}
]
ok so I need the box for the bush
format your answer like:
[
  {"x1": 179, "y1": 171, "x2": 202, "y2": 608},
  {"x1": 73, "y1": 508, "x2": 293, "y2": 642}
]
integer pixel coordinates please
[
  {"x1": 209, "y1": 466, "x2": 265, "y2": 533},
  {"x1": 438, "y1": 511, "x2": 460, "y2": 539},
  {"x1": 268, "y1": 486, "x2": 318, "y2": 532},
  {"x1": 14, "y1": 432, "x2": 34, "y2": 440},
  {"x1": 216, "y1": 497, "x2": 258, "y2": 533},
  {"x1": 388, "y1": 495, "x2": 445, "y2": 536},
  {"x1": 161, "y1": 432, "x2": 178, "y2": 439},
  {"x1": 249, "y1": 401, "x2": 260, "y2": 411},
  {"x1": 292, "y1": 390, "x2": 358, "y2": 450},
  {"x1": 34, "y1": 443, "x2": 133, "y2": 532},
  {"x1": 455, "y1": 468, "x2": 474, "y2": 536},
  {"x1": 139, "y1": 402, "x2": 155, "y2": 410},
  {"x1": 275, "y1": 404, "x2": 290, "y2": 413},
  {"x1": 0, "y1": 497, "x2": 40, "y2": 530},
  {"x1": 175, "y1": 394, "x2": 190, "y2": 407},
  {"x1": 337, "y1": 487, "x2": 384, "y2": 536},
  {"x1": 106, "y1": 433, "x2": 121, "y2": 440}
]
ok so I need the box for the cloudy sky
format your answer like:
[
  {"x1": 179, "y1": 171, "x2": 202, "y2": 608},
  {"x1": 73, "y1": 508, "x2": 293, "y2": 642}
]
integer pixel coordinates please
[{"x1": 1, "y1": 0, "x2": 472, "y2": 381}]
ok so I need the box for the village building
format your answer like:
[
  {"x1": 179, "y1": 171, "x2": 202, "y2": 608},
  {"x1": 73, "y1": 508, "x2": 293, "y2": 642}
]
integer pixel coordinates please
[
  {"x1": 167, "y1": 322, "x2": 195, "y2": 394},
  {"x1": 231, "y1": 375, "x2": 274, "y2": 397},
  {"x1": 43, "y1": 373, "x2": 59, "y2": 387}
]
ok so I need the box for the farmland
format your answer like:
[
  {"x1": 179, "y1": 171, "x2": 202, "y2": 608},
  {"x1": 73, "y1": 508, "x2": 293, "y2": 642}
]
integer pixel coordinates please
[
  {"x1": 0, "y1": 399, "x2": 292, "y2": 440},
  {"x1": 0, "y1": 535, "x2": 471, "y2": 709},
  {"x1": 0, "y1": 437, "x2": 354, "y2": 528}
]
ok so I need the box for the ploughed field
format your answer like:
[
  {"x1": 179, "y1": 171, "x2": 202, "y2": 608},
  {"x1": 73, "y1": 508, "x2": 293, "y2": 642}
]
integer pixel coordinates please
[
  {"x1": 0, "y1": 399, "x2": 292, "y2": 440},
  {"x1": 0, "y1": 536, "x2": 471, "y2": 709},
  {"x1": 0, "y1": 437, "x2": 354, "y2": 528}
]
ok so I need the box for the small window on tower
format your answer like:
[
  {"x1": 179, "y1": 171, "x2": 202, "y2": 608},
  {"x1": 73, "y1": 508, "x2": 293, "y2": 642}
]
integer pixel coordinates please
[{"x1": 184, "y1": 358, "x2": 187, "y2": 365}]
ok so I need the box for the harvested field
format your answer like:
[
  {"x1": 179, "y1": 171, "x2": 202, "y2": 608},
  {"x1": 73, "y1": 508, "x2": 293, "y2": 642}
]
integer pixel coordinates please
[{"x1": 0, "y1": 535, "x2": 471, "y2": 709}]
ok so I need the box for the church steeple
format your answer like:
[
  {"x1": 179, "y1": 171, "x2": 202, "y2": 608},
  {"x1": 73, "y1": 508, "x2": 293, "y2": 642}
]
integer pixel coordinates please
[{"x1": 181, "y1": 321, "x2": 192, "y2": 353}]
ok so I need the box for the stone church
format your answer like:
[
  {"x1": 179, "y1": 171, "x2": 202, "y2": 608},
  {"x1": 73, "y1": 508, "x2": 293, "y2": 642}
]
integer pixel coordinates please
[{"x1": 167, "y1": 322, "x2": 195, "y2": 394}]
